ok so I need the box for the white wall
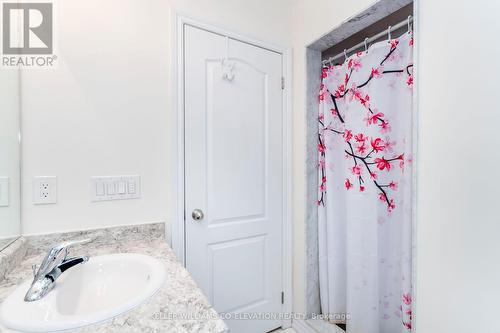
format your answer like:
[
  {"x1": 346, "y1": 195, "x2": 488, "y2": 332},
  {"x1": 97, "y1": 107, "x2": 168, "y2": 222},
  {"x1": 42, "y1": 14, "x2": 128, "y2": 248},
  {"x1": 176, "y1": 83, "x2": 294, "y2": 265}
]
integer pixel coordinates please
[
  {"x1": 289, "y1": 0, "x2": 379, "y2": 314},
  {"x1": 0, "y1": 69, "x2": 21, "y2": 240},
  {"x1": 21, "y1": 0, "x2": 291, "y2": 235},
  {"x1": 415, "y1": 0, "x2": 500, "y2": 332}
]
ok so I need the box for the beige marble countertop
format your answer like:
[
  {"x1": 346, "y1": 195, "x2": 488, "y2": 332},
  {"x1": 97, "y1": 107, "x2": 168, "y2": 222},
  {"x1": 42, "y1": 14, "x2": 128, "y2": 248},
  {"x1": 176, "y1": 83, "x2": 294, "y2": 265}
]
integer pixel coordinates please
[{"x1": 0, "y1": 223, "x2": 227, "y2": 333}]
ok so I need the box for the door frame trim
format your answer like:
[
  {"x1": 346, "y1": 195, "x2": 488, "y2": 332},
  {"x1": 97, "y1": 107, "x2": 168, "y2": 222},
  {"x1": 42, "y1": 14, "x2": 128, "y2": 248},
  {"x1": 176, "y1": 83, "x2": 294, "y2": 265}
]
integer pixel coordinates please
[{"x1": 169, "y1": 11, "x2": 293, "y2": 329}]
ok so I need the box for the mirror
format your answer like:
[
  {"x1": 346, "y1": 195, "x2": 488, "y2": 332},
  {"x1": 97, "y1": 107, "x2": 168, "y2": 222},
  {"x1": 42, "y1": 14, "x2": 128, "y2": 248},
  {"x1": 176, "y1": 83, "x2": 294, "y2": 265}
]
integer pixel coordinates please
[{"x1": 0, "y1": 69, "x2": 21, "y2": 251}]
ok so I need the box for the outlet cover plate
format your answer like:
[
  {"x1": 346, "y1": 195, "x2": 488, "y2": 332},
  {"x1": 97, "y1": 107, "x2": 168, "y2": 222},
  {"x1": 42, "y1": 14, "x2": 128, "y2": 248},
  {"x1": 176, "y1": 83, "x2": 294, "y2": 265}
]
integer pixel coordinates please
[{"x1": 33, "y1": 176, "x2": 57, "y2": 205}]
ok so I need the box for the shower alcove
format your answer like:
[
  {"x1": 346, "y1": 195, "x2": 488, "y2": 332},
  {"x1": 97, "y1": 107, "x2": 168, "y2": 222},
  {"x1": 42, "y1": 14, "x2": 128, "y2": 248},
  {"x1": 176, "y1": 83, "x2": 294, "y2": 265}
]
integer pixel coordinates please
[{"x1": 301, "y1": 0, "x2": 415, "y2": 332}]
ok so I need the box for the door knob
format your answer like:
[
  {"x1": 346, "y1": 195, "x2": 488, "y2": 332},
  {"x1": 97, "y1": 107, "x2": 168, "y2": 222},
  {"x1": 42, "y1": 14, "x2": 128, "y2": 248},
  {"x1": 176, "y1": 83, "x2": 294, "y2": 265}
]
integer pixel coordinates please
[{"x1": 192, "y1": 209, "x2": 204, "y2": 221}]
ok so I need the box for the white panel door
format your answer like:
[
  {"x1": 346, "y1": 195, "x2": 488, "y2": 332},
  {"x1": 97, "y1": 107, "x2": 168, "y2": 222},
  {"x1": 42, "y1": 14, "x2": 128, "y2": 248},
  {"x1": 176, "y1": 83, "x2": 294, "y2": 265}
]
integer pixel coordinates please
[{"x1": 184, "y1": 25, "x2": 283, "y2": 333}]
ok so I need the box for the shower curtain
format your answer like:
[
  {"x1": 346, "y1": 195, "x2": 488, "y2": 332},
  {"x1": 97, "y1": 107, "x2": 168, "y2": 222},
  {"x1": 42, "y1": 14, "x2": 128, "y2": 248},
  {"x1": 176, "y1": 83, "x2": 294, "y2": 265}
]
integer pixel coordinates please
[{"x1": 318, "y1": 32, "x2": 413, "y2": 333}]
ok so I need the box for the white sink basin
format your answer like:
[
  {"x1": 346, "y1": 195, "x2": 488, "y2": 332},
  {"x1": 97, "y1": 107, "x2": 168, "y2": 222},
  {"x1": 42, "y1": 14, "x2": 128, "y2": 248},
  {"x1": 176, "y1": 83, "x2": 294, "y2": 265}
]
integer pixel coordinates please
[{"x1": 0, "y1": 253, "x2": 166, "y2": 332}]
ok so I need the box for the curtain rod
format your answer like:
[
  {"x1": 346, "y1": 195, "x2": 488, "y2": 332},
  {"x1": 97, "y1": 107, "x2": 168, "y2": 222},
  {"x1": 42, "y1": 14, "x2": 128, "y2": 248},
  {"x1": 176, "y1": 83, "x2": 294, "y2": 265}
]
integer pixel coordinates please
[{"x1": 322, "y1": 15, "x2": 413, "y2": 65}]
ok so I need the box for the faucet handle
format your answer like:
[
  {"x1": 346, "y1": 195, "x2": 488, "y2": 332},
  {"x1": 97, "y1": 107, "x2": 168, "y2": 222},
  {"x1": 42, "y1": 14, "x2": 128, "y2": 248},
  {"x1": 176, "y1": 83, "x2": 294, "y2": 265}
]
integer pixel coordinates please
[
  {"x1": 49, "y1": 238, "x2": 93, "y2": 260},
  {"x1": 34, "y1": 238, "x2": 93, "y2": 280}
]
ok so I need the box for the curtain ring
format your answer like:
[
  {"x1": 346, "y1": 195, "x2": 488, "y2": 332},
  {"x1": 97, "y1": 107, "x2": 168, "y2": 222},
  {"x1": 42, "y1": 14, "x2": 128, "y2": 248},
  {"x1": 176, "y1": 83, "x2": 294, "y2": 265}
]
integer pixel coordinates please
[
  {"x1": 387, "y1": 26, "x2": 392, "y2": 40},
  {"x1": 343, "y1": 49, "x2": 347, "y2": 62},
  {"x1": 407, "y1": 15, "x2": 413, "y2": 33},
  {"x1": 364, "y1": 38, "x2": 369, "y2": 52}
]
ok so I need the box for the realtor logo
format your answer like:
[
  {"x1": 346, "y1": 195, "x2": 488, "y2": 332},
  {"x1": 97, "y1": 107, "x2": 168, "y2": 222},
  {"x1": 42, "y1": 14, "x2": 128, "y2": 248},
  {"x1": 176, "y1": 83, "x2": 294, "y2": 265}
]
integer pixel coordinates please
[
  {"x1": 1, "y1": 1, "x2": 56, "y2": 67},
  {"x1": 2, "y1": 2, "x2": 53, "y2": 54}
]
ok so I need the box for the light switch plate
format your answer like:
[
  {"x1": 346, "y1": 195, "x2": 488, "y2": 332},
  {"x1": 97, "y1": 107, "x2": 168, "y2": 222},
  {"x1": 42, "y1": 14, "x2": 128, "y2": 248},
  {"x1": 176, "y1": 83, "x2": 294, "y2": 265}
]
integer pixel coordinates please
[
  {"x1": 33, "y1": 176, "x2": 57, "y2": 205},
  {"x1": 0, "y1": 177, "x2": 9, "y2": 207},
  {"x1": 90, "y1": 175, "x2": 141, "y2": 202}
]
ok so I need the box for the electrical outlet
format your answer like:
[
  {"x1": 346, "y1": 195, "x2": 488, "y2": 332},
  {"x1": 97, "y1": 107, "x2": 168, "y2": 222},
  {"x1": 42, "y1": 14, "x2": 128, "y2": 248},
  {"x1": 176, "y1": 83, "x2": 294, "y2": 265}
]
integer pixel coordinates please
[
  {"x1": 33, "y1": 176, "x2": 57, "y2": 204},
  {"x1": 40, "y1": 182, "x2": 50, "y2": 198}
]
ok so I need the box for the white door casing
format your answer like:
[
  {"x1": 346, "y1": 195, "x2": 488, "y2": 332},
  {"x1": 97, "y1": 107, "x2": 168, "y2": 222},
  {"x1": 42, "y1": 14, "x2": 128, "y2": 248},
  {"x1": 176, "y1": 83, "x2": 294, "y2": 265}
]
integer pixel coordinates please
[{"x1": 183, "y1": 25, "x2": 284, "y2": 333}]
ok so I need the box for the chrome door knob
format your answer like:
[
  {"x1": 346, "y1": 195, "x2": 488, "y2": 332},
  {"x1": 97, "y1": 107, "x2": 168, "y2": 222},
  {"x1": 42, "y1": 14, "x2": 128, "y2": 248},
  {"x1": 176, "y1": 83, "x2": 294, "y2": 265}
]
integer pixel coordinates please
[{"x1": 192, "y1": 209, "x2": 204, "y2": 221}]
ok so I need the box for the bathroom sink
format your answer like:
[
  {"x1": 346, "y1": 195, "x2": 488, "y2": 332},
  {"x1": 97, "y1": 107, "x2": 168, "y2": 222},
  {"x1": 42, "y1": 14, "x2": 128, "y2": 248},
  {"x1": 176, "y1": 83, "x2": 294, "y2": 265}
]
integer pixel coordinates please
[{"x1": 0, "y1": 253, "x2": 166, "y2": 332}]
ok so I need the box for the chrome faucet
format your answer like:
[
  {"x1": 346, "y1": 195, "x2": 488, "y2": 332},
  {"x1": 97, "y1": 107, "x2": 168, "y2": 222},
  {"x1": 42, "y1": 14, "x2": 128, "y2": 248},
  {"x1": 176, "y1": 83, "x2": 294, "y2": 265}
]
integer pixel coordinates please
[{"x1": 24, "y1": 238, "x2": 92, "y2": 302}]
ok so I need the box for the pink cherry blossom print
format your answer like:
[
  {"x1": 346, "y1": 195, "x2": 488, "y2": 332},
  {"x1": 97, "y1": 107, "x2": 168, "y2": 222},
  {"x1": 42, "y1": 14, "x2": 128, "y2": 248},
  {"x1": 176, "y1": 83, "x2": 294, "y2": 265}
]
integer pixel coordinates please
[
  {"x1": 389, "y1": 38, "x2": 399, "y2": 49},
  {"x1": 322, "y1": 67, "x2": 328, "y2": 78},
  {"x1": 345, "y1": 178, "x2": 353, "y2": 190},
  {"x1": 402, "y1": 293, "x2": 412, "y2": 305},
  {"x1": 351, "y1": 165, "x2": 362, "y2": 175},
  {"x1": 367, "y1": 112, "x2": 385, "y2": 125},
  {"x1": 371, "y1": 67, "x2": 383, "y2": 78},
  {"x1": 351, "y1": 58, "x2": 362, "y2": 71},
  {"x1": 356, "y1": 142, "x2": 367, "y2": 155},
  {"x1": 388, "y1": 199, "x2": 396, "y2": 212},
  {"x1": 371, "y1": 138, "x2": 386, "y2": 153},
  {"x1": 375, "y1": 157, "x2": 391, "y2": 171},
  {"x1": 359, "y1": 94, "x2": 370, "y2": 108},
  {"x1": 334, "y1": 84, "x2": 346, "y2": 98},
  {"x1": 317, "y1": 32, "x2": 414, "y2": 331},
  {"x1": 384, "y1": 137, "x2": 396, "y2": 152},
  {"x1": 407, "y1": 75, "x2": 413, "y2": 87},
  {"x1": 354, "y1": 133, "x2": 367, "y2": 142},
  {"x1": 379, "y1": 121, "x2": 391, "y2": 133},
  {"x1": 344, "y1": 129, "x2": 353, "y2": 142},
  {"x1": 389, "y1": 181, "x2": 398, "y2": 190}
]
